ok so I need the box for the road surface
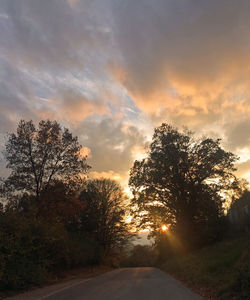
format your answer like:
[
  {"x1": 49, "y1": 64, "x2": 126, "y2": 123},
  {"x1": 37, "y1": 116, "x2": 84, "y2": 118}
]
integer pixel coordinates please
[{"x1": 8, "y1": 267, "x2": 203, "y2": 300}]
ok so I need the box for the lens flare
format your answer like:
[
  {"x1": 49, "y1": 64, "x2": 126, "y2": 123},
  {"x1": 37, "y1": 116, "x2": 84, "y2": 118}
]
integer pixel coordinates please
[{"x1": 161, "y1": 224, "x2": 168, "y2": 231}]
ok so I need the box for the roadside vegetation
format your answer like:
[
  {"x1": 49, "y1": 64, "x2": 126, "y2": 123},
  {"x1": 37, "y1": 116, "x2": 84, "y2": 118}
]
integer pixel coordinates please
[{"x1": 161, "y1": 235, "x2": 250, "y2": 299}]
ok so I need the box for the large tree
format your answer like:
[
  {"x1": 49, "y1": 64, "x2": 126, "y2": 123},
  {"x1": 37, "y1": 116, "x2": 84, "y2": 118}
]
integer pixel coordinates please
[
  {"x1": 79, "y1": 179, "x2": 133, "y2": 253},
  {"x1": 129, "y1": 123, "x2": 241, "y2": 247},
  {"x1": 3, "y1": 120, "x2": 90, "y2": 199}
]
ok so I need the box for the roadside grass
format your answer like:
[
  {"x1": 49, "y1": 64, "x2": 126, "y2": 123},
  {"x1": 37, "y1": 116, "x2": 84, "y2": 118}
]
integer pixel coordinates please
[{"x1": 161, "y1": 236, "x2": 250, "y2": 299}]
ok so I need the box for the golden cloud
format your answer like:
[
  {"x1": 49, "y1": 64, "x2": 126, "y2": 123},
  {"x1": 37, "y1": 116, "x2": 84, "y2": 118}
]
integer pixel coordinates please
[
  {"x1": 90, "y1": 170, "x2": 122, "y2": 182},
  {"x1": 79, "y1": 146, "x2": 92, "y2": 158}
]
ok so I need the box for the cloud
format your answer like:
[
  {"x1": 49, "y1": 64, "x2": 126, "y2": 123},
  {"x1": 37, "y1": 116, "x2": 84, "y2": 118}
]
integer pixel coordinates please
[
  {"x1": 76, "y1": 118, "x2": 146, "y2": 184},
  {"x1": 0, "y1": 0, "x2": 120, "y2": 127},
  {"x1": 237, "y1": 159, "x2": 250, "y2": 175},
  {"x1": 224, "y1": 118, "x2": 250, "y2": 151},
  {"x1": 1, "y1": 0, "x2": 112, "y2": 73},
  {"x1": 109, "y1": 0, "x2": 250, "y2": 182},
  {"x1": 236, "y1": 159, "x2": 250, "y2": 184},
  {"x1": 90, "y1": 170, "x2": 122, "y2": 182},
  {"x1": 111, "y1": 0, "x2": 250, "y2": 132},
  {"x1": 48, "y1": 89, "x2": 109, "y2": 124},
  {"x1": 0, "y1": 59, "x2": 35, "y2": 132},
  {"x1": 79, "y1": 146, "x2": 92, "y2": 158},
  {"x1": 1, "y1": 0, "x2": 250, "y2": 183},
  {"x1": 67, "y1": 0, "x2": 79, "y2": 8}
]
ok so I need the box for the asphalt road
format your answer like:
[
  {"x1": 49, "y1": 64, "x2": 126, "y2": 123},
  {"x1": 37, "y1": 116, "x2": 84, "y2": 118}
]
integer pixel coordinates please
[{"x1": 8, "y1": 267, "x2": 203, "y2": 300}]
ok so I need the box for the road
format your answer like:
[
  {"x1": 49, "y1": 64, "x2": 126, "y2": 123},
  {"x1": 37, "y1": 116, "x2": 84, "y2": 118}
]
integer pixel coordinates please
[{"x1": 8, "y1": 267, "x2": 203, "y2": 300}]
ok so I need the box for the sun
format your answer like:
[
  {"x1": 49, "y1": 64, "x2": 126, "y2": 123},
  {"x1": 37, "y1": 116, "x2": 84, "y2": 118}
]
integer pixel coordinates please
[{"x1": 161, "y1": 224, "x2": 168, "y2": 231}]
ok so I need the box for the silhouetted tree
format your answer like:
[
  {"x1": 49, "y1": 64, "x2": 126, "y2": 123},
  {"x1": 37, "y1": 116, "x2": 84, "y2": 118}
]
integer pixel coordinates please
[
  {"x1": 79, "y1": 179, "x2": 133, "y2": 253},
  {"x1": 2, "y1": 120, "x2": 90, "y2": 199},
  {"x1": 228, "y1": 189, "x2": 250, "y2": 232},
  {"x1": 129, "y1": 123, "x2": 241, "y2": 248},
  {"x1": 38, "y1": 180, "x2": 83, "y2": 226}
]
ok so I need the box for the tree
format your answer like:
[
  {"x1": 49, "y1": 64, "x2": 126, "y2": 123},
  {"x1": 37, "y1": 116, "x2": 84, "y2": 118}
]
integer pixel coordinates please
[
  {"x1": 228, "y1": 189, "x2": 250, "y2": 232},
  {"x1": 129, "y1": 123, "x2": 240, "y2": 248},
  {"x1": 38, "y1": 180, "x2": 83, "y2": 226},
  {"x1": 3, "y1": 120, "x2": 90, "y2": 199},
  {"x1": 79, "y1": 179, "x2": 133, "y2": 253}
]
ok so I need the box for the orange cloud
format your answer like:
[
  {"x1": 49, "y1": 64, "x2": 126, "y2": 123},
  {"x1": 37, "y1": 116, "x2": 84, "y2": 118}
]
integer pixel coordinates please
[
  {"x1": 57, "y1": 91, "x2": 109, "y2": 123},
  {"x1": 38, "y1": 89, "x2": 110, "y2": 125},
  {"x1": 90, "y1": 170, "x2": 122, "y2": 182},
  {"x1": 79, "y1": 146, "x2": 92, "y2": 158},
  {"x1": 108, "y1": 61, "x2": 127, "y2": 84}
]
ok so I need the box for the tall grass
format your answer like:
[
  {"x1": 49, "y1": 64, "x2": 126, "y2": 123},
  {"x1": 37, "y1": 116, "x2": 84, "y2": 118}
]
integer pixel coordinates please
[{"x1": 161, "y1": 236, "x2": 250, "y2": 299}]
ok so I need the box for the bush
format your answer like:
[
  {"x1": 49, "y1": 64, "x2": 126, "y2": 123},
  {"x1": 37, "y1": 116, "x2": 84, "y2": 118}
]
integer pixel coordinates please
[
  {"x1": 66, "y1": 233, "x2": 100, "y2": 267},
  {"x1": 0, "y1": 214, "x2": 51, "y2": 290},
  {"x1": 0, "y1": 209, "x2": 103, "y2": 292}
]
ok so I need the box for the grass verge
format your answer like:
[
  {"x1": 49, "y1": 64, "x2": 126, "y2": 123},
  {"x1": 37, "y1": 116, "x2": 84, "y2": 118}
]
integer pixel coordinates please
[{"x1": 161, "y1": 236, "x2": 250, "y2": 299}]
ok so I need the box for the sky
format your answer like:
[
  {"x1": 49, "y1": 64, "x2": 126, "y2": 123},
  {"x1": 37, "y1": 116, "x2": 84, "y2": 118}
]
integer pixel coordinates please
[{"x1": 0, "y1": 0, "x2": 250, "y2": 189}]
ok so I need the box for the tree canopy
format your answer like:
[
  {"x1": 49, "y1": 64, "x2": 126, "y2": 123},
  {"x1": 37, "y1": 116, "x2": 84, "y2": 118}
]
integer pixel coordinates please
[
  {"x1": 129, "y1": 123, "x2": 240, "y2": 247},
  {"x1": 3, "y1": 120, "x2": 90, "y2": 198},
  {"x1": 79, "y1": 179, "x2": 134, "y2": 253}
]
